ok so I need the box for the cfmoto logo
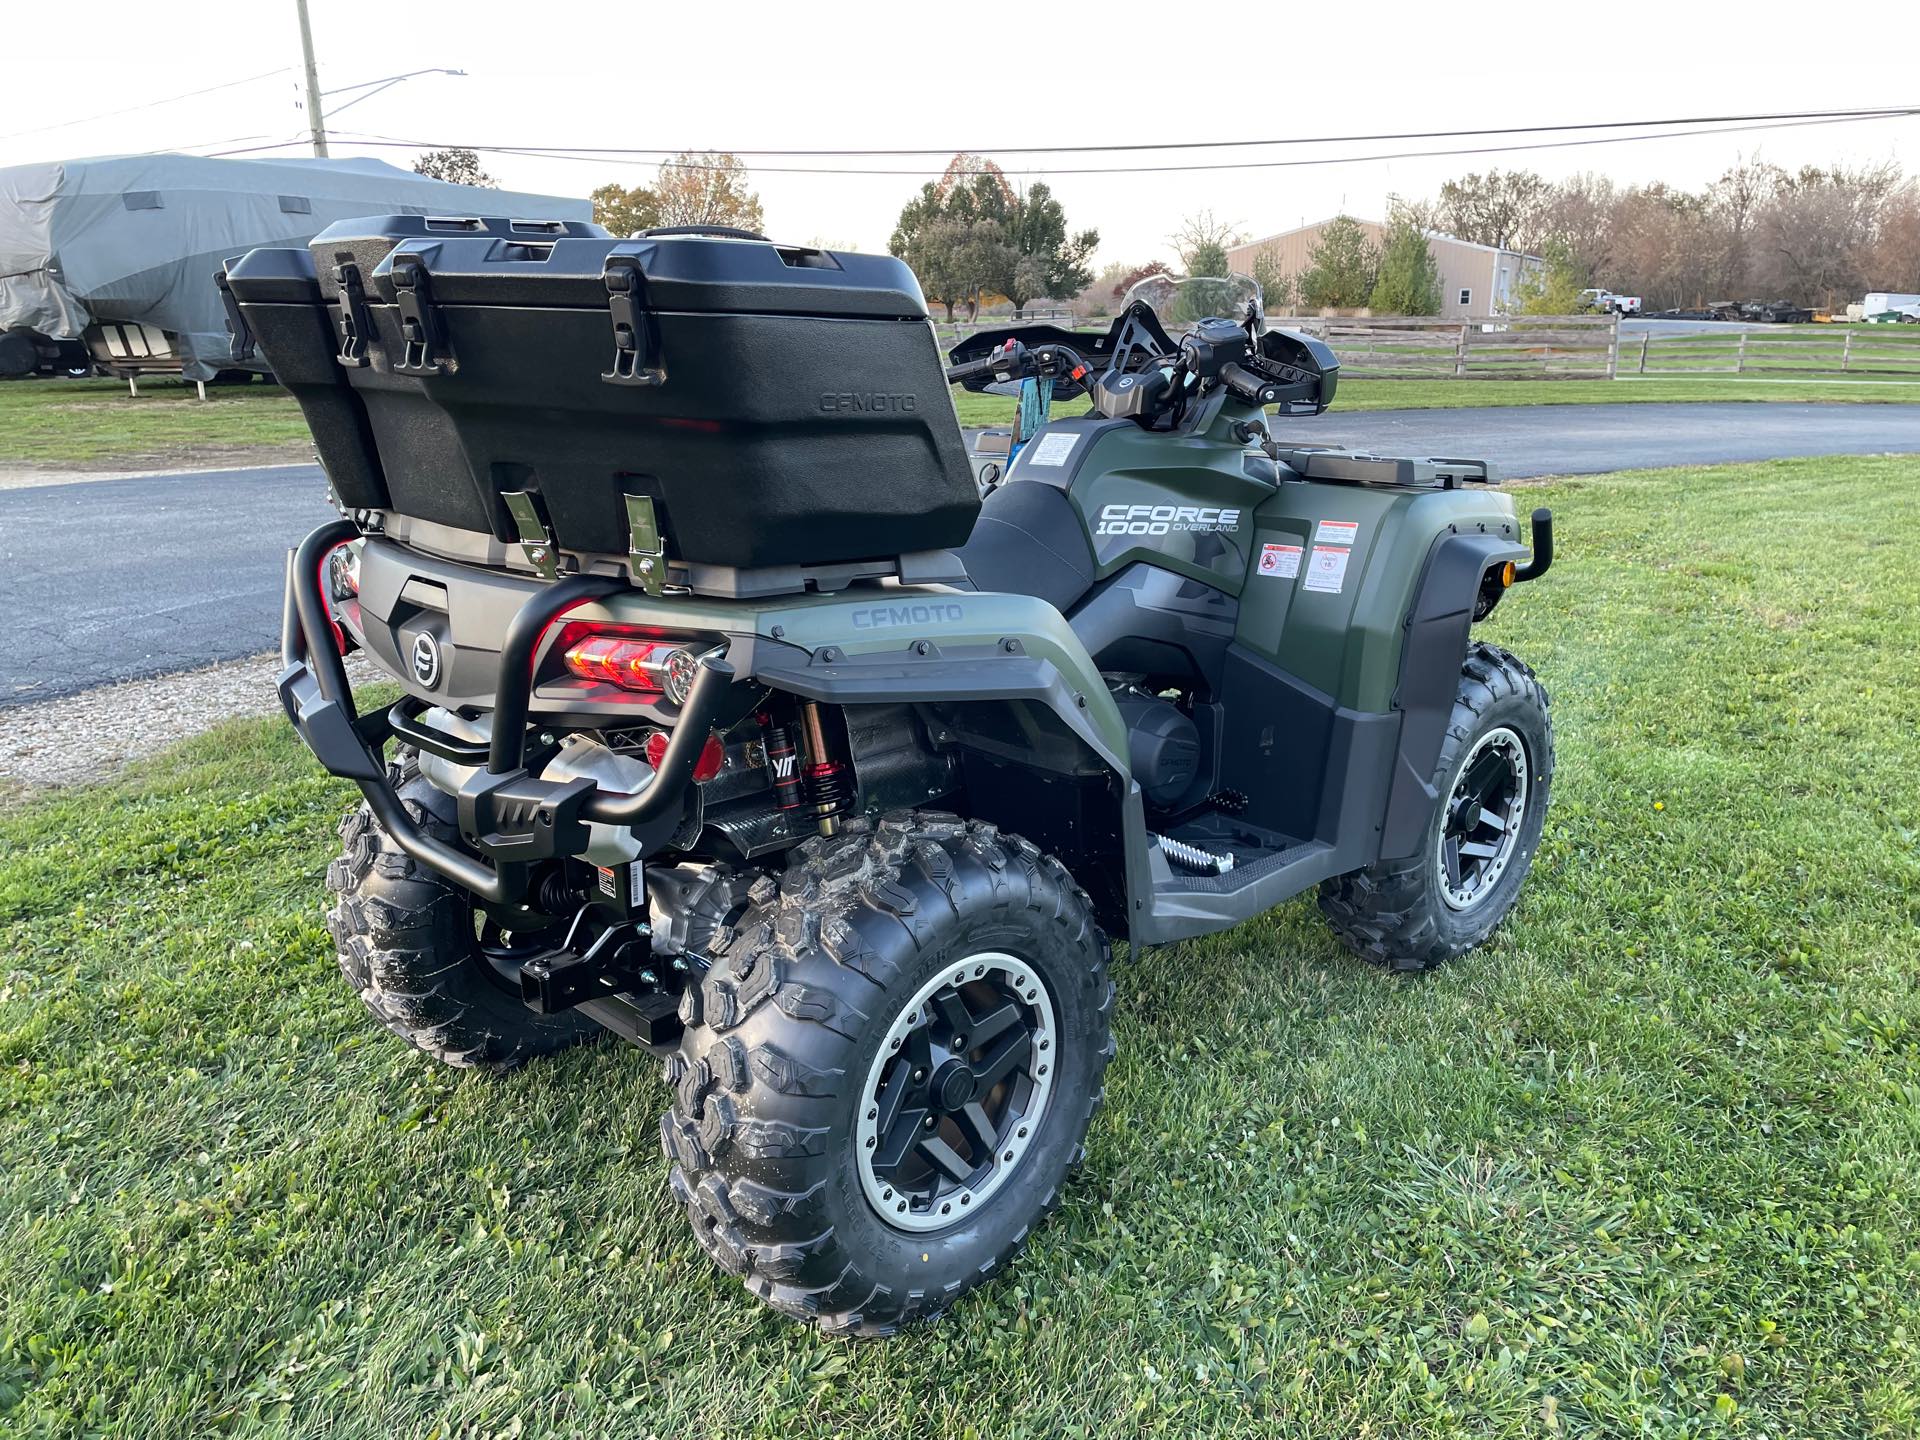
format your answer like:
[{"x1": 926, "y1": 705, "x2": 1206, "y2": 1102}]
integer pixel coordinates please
[{"x1": 411, "y1": 633, "x2": 442, "y2": 688}]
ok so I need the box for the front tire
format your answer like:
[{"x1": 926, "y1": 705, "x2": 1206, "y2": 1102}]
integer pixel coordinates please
[
  {"x1": 1319, "y1": 642, "x2": 1553, "y2": 971},
  {"x1": 661, "y1": 813, "x2": 1115, "y2": 1337}
]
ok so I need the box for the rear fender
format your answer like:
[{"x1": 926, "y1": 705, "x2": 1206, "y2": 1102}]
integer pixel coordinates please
[{"x1": 743, "y1": 588, "x2": 1158, "y2": 938}]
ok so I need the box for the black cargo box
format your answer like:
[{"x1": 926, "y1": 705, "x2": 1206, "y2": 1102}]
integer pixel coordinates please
[{"x1": 224, "y1": 216, "x2": 978, "y2": 577}]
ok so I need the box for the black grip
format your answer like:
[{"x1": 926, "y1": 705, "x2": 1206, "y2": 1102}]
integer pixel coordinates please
[
  {"x1": 1220, "y1": 362, "x2": 1281, "y2": 406},
  {"x1": 944, "y1": 354, "x2": 997, "y2": 384}
]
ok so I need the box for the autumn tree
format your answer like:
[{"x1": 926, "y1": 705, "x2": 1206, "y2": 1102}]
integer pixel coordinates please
[
  {"x1": 412, "y1": 148, "x2": 496, "y2": 188},
  {"x1": 1298, "y1": 216, "x2": 1379, "y2": 309},
  {"x1": 1109, "y1": 260, "x2": 1176, "y2": 301},
  {"x1": 1438, "y1": 170, "x2": 1551, "y2": 252},
  {"x1": 1169, "y1": 212, "x2": 1244, "y2": 276},
  {"x1": 652, "y1": 152, "x2": 765, "y2": 232},
  {"x1": 591, "y1": 182, "x2": 660, "y2": 237},
  {"x1": 995, "y1": 182, "x2": 1098, "y2": 318}
]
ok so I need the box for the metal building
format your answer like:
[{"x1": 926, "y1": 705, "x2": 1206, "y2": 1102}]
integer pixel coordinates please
[{"x1": 1227, "y1": 218, "x2": 1542, "y2": 318}]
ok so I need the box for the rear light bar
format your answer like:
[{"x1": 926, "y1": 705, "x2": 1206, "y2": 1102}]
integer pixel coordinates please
[{"x1": 558, "y1": 629, "x2": 702, "y2": 705}]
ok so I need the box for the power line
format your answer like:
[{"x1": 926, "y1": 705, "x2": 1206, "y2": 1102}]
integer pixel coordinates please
[
  {"x1": 212, "y1": 108, "x2": 1920, "y2": 174},
  {"x1": 0, "y1": 67, "x2": 293, "y2": 143},
  {"x1": 338, "y1": 103, "x2": 1920, "y2": 159}
]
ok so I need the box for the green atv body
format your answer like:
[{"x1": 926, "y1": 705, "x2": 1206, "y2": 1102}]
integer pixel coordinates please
[{"x1": 235, "y1": 226, "x2": 1555, "y2": 1335}]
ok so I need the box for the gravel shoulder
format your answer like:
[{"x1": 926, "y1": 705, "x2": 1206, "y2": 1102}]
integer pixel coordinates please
[{"x1": 0, "y1": 651, "x2": 377, "y2": 799}]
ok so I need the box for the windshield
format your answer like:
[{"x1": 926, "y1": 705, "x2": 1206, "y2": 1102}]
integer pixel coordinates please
[{"x1": 1122, "y1": 272, "x2": 1263, "y2": 333}]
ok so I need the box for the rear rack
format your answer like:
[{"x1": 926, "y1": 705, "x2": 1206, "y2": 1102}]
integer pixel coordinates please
[{"x1": 276, "y1": 520, "x2": 735, "y2": 904}]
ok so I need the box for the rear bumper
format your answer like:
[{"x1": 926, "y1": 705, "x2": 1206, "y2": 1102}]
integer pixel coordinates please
[{"x1": 278, "y1": 519, "x2": 734, "y2": 904}]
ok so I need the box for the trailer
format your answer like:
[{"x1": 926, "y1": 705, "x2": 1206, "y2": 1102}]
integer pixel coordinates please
[{"x1": 0, "y1": 154, "x2": 588, "y2": 384}]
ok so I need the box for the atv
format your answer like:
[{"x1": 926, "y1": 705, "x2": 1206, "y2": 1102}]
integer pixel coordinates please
[{"x1": 228, "y1": 220, "x2": 1555, "y2": 1337}]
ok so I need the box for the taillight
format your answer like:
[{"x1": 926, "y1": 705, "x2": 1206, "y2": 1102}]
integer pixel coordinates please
[
  {"x1": 643, "y1": 728, "x2": 726, "y2": 782},
  {"x1": 561, "y1": 634, "x2": 701, "y2": 704},
  {"x1": 325, "y1": 541, "x2": 360, "y2": 601}
]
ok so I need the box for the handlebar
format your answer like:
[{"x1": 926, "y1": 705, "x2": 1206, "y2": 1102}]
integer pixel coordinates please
[
  {"x1": 944, "y1": 338, "x2": 1092, "y2": 388},
  {"x1": 1219, "y1": 362, "x2": 1284, "y2": 407}
]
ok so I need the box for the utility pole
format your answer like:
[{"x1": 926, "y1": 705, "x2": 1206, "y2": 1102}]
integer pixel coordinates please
[{"x1": 295, "y1": 0, "x2": 328, "y2": 157}]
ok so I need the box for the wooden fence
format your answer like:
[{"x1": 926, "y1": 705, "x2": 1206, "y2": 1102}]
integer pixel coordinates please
[
  {"x1": 1283, "y1": 314, "x2": 1620, "y2": 380},
  {"x1": 1624, "y1": 326, "x2": 1920, "y2": 380}
]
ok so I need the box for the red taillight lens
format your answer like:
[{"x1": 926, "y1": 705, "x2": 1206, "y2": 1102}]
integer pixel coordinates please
[
  {"x1": 643, "y1": 729, "x2": 725, "y2": 782},
  {"x1": 562, "y1": 636, "x2": 700, "y2": 702}
]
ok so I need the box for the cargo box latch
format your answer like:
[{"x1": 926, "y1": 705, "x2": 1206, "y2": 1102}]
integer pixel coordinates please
[
  {"x1": 624, "y1": 493, "x2": 666, "y2": 595},
  {"x1": 601, "y1": 255, "x2": 666, "y2": 387},
  {"x1": 501, "y1": 490, "x2": 559, "y2": 579},
  {"x1": 389, "y1": 255, "x2": 450, "y2": 376},
  {"x1": 332, "y1": 261, "x2": 374, "y2": 368}
]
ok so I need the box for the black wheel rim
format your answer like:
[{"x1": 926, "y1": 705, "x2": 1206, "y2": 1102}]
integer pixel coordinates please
[
  {"x1": 856, "y1": 953, "x2": 1057, "y2": 1233},
  {"x1": 1436, "y1": 725, "x2": 1529, "y2": 911}
]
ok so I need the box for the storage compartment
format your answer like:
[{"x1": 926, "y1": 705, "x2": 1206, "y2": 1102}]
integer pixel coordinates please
[{"x1": 225, "y1": 217, "x2": 978, "y2": 576}]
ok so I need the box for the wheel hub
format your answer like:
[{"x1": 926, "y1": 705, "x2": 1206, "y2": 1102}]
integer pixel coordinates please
[
  {"x1": 855, "y1": 952, "x2": 1056, "y2": 1233},
  {"x1": 1437, "y1": 725, "x2": 1529, "y2": 910}
]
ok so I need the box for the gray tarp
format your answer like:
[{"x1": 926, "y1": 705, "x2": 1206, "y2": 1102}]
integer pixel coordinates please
[{"x1": 0, "y1": 153, "x2": 589, "y2": 380}]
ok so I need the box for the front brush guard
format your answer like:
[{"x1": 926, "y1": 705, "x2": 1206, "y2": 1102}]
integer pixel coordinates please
[{"x1": 277, "y1": 519, "x2": 735, "y2": 905}]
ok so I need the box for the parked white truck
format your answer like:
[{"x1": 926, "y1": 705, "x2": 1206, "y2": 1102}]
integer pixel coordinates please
[
  {"x1": 1862, "y1": 292, "x2": 1920, "y2": 323},
  {"x1": 1578, "y1": 288, "x2": 1642, "y2": 316}
]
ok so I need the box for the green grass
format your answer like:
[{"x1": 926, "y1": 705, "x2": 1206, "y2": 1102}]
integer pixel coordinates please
[
  {"x1": 0, "y1": 377, "x2": 309, "y2": 466},
  {"x1": 4, "y1": 455, "x2": 1919, "y2": 1435},
  {"x1": 952, "y1": 377, "x2": 1920, "y2": 426}
]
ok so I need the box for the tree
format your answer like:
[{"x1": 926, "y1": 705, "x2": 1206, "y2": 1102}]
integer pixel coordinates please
[
  {"x1": 1438, "y1": 169, "x2": 1551, "y2": 252},
  {"x1": 1869, "y1": 182, "x2": 1920, "y2": 292},
  {"x1": 995, "y1": 182, "x2": 1097, "y2": 319},
  {"x1": 1367, "y1": 208, "x2": 1442, "y2": 315},
  {"x1": 652, "y1": 152, "x2": 765, "y2": 233},
  {"x1": 412, "y1": 148, "x2": 496, "y2": 188},
  {"x1": 591, "y1": 182, "x2": 660, "y2": 237},
  {"x1": 1509, "y1": 240, "x2": 1588, "y2": 315},
  {"x1": 1756, "y1": 162, "x2": 1900, "y2": 307},
  {"x1": 1109, "y1": 259, "x2": 1175, "y2": 301},
  {"x1": 1250, "y1": 249, "x2": 1293, "y2": 313},
  {"x1": 935, "y1": 154, "x2": 1013, "y2": 208},
  {"x1": 1170, "y1": 212, "x2": 1244, "y2": 275},
  {"x1": 1298, "y1": 216, "x2": 1379, "y2": 310}
]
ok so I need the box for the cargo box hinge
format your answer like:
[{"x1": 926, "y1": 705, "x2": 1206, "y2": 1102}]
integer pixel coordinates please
[
  {"x1": 601, "y1": 256, "x2": 666, "y2": 387},
  {"x1": 389, "y1": 255, "x2": 450, "y2": 376},
  {"x1": 332, "y1": 261, "x2": 374, "y2": 368}
]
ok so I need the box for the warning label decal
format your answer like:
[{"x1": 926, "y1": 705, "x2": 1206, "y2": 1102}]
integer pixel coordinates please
[
  {"x1": 1028, "y1": 431, "x2": 1079, "y2": 466},
  {"x1": 1315, "y1": 519, "x2": 1359, "y2": 547},
  {"x1": 1303, "y1": 546, "x2": 1352, "y2": 594},
  {"x1": 1257, "y1": 542, "x2": 1302, "y2": 578}
]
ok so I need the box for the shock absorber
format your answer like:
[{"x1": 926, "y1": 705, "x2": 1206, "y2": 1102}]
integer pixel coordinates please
[
  {"x1": 764, "y1": 724, "x2": 805, "y2": 811},
  {"x1": 798, "y1": 700, "x2": 851, "y2": 837}
]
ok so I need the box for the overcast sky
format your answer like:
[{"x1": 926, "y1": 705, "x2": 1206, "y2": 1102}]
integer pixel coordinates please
[{"x1": 5, "y1": 0, "x2": 1914, "y2": 265}]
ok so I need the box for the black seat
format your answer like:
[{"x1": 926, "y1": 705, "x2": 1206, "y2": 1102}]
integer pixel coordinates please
[{"x1": 954, "y1": 480, "x2": 1099, "y2": 613}]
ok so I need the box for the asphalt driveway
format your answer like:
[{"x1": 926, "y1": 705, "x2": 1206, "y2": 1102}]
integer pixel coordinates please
[{"x1": 3, "y1": 402, "x2": 1917, "y2": 706}]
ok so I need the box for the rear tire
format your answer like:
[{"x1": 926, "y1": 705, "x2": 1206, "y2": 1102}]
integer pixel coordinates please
[
  {"x1": 1319, "y1": 642, "x2": 1553, "y2": 971},
  {"x1": 324, "y1": 759, "x2": 599, "y2": 1070},
  {"x1": 661, "y1": 812, "x2": 1115, "y2": 1337}
]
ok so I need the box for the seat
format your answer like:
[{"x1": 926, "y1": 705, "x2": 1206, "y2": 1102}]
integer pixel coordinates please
[{"x1": 953, "y1": 480, "x2": 1099, "y2": 613}]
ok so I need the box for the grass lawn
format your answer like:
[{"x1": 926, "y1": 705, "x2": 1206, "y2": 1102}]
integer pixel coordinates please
[
  {"x1": 4, "y1": 455, "x2": 1918, "y2": 1435},
  {"x1": 0, "y1": 378, "x2": 310, "y2": 467}
]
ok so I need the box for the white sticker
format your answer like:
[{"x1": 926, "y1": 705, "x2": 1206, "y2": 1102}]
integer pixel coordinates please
[
  {"x1": 596, "y1": 866, "x2": 617, "y2": 898},
  {"x1": 1303, "y1": 546, "x2": 1351, "y2": 594},
  {"x1": 1027, "y1": 431, "x2": 1079, "y2": 467},
  {"x1": 1258, "y1": 543, "x2": 1302, "y2": 578},
  {"x1": 1316, "y1": 519, "x2": 1359, "y2": 546}
]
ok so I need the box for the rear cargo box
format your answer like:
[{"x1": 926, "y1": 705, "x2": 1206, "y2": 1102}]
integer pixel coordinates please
[{"x1": 224, "y1": 217, "x2": 977, "y2": 583}]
